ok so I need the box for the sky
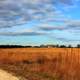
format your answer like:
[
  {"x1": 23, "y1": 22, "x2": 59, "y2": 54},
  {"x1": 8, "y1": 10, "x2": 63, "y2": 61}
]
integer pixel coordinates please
[{"x1": 0, "y1": 0, "x2": 80, "y2": 46}]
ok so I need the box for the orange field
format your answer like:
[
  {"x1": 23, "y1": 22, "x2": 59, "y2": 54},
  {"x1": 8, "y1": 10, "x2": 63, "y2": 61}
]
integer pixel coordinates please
[{"x1": 0, "y1": 48, "x2": 80, "y2": 80}]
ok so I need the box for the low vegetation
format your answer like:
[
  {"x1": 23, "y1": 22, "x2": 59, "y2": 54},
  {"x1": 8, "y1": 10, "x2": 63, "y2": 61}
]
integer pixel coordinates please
[{"x1": 0, "y1": 48, "x2": 80, "y2": 80}]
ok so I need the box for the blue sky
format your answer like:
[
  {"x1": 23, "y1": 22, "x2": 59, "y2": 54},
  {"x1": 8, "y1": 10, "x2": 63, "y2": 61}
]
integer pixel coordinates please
[{"x1": 0, "y1": 0, "x2": 80, "y2": 46}]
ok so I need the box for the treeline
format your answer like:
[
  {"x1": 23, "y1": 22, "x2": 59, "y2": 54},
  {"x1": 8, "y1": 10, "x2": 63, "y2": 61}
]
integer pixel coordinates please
[
  {"x1": 0, "y1": 44, "x2": 80, "y2": 48},
  {"x1": 0, "y1": 45, "x2": 32, "y2": 48}
]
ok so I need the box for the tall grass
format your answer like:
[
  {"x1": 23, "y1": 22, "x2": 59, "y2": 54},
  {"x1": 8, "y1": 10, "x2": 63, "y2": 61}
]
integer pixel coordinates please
[{"x1": 0, "y1": 48, "x2": 80, "y2": 80}]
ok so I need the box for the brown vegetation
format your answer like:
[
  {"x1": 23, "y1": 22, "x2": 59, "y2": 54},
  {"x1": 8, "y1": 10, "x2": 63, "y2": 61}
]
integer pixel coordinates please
[{"x1": 0, "y1": 48, "x2": 80, "y2": 80}]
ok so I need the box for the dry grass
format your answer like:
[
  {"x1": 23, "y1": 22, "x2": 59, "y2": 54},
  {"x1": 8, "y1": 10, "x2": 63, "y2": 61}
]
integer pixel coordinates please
[{"x1": 0, "y1": 48, "x2": 80, "y2": 80}]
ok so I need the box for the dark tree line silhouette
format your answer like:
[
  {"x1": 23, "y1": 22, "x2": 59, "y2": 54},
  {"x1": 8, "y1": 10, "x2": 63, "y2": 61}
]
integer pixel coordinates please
[
  {"x1": 0, "y1": 44, "x2": 80, "y2": 48},
  {"x1": 0, "y1": 45, "x2": 32, "y2": 48}
]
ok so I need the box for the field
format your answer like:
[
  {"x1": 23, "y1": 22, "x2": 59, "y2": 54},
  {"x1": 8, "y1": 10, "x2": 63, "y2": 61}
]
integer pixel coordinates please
[{"x1": 0, "y1": 48, "x2": 80, "y2": 80}]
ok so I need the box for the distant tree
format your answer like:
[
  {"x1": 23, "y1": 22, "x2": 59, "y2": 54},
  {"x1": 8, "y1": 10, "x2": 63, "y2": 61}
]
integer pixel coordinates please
[
  {"x1": 68, "y1": 45, "x2": 72, "y2": 48},
  {"x1": 33, "y1": 46, "x2": 40, "y2": 48},
  {"x1": 55, "y1": 44, "x2": 59, "y2": 48},
  {"x1": 25, "y1": 46, "x2": 32, "y2": 48},
  {"x1": 40, "y1": 45, "x2": 44, "y2": 48},
  {"x1": 60, "y1": 45, "x2": 66, "y2": 48},
  {"x1": 77, "y1": 44, "x2": 80, "y2": 48},
  {"x1": 40, "y1": 45, "x2": 47, "y2": 48}
]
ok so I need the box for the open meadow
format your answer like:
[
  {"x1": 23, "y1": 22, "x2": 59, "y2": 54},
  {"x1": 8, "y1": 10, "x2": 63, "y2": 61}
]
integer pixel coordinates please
[{"x1": 0, "y1": 48, "x2": 80, "y2": 80}]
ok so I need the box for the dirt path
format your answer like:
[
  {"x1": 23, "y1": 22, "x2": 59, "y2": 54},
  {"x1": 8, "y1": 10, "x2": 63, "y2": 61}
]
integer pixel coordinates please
[{"x1": 0, "y1": 69, "x2": 20, "y2": 80}]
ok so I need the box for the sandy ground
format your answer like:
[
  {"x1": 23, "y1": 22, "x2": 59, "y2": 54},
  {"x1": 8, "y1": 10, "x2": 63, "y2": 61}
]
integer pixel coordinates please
[{"x1": 0, "y1": 69, "x2": 20, "y2": 80}]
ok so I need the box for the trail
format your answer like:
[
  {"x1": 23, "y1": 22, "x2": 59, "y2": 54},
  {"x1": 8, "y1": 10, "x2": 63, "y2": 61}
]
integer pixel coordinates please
[{"x1": 0, "y1": 69, "x2": 20, "y2": 80}]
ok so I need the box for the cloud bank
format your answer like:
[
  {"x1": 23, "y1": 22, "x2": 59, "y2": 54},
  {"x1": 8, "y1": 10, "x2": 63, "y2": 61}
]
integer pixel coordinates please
[
  {"x1": 0, "y1": 0, "x2": 80, "y2": 42},
  {"x1": 0, "y1": 0, "x2": 74, "y2": 28}
]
